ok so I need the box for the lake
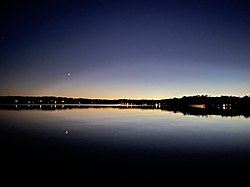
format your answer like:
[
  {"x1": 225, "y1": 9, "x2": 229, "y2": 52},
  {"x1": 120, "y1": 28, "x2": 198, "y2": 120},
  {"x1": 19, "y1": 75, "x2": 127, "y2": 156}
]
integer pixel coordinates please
[{"x1": 1, "y1": 105, "x2": 250, "y2": 181}]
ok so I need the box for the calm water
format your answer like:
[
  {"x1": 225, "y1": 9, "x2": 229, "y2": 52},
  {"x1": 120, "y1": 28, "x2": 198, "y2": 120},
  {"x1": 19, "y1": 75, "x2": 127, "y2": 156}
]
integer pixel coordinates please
[{"x1": 1, "y1": 106, "x2": 250, "y2": 179}]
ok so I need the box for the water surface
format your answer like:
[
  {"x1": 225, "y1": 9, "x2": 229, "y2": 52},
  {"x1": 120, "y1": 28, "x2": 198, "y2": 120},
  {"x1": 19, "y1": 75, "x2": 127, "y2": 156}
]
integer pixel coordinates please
[{"x1": 1, "y1": 106, "x2": 250, "y2": 179}]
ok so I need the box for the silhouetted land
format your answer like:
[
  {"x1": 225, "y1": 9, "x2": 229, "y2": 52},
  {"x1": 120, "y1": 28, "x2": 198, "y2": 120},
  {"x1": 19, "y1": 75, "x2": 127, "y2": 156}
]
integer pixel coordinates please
[{"x1": 0, "y1": 95, "x2": 250, "y2": 118}]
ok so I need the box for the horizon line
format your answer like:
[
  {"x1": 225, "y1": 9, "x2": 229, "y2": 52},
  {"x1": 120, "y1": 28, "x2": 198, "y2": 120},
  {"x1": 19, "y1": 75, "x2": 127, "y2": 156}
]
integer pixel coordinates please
[{"x1": 1, "y1": 94, "x2": 249, "y2": 100}]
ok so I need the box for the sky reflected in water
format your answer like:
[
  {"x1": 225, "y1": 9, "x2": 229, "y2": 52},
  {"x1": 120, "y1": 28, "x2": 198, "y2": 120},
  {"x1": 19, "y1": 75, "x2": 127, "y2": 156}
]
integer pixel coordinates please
[
  {"x1": 1, "y1": 107, "x2": 250, "y2": 180},
  {"x1": 1, "y1": 107, "x2": 250, "y2": 153}
]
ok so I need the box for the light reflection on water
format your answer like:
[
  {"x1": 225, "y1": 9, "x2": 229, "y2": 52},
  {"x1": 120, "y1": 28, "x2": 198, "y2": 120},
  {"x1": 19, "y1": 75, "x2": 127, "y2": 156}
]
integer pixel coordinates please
[
  {"x1": 1, "y1": 107, "x2": 250, "y2": 152},
  {"x1": 1, "y1": 107, "x2": 250, "y2": 179}
]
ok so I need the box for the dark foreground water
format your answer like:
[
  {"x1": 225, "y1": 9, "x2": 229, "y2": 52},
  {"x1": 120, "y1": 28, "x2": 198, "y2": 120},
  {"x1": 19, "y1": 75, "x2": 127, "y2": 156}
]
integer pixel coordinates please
[{"x1": 1, "y1": 106, "x2": 250, "y2": 183}]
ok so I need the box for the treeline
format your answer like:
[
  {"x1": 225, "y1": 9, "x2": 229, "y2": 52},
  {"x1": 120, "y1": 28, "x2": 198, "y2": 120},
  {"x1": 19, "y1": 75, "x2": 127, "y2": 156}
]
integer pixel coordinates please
[
  {"x1": 0, "y1": 96, "x2": 161, "y2": 105},
  {"x1": 162, "y1": 95, "x2": 250, "y2": 109},
  {"x1": 0, "y1": 95, "x2": 249, "y2": 118},
  {"x1": 160, "y1": 95, "x2": 250, "y2": 118},
  {"x1": 0, "y1": 95, "x2": 249, "y2": 108}
]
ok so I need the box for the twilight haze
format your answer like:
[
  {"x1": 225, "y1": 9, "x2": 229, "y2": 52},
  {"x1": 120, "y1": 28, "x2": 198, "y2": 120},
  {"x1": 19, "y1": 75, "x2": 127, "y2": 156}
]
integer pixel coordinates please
[{"x1": 0, "y1": 0, "x2": 249, "y2": 99}]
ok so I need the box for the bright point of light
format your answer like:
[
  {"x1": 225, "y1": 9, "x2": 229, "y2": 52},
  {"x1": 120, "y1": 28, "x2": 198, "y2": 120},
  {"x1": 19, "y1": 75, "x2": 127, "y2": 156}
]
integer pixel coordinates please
[{"x1": 67, "y1": 73, "x2": 71, "y2": 76}]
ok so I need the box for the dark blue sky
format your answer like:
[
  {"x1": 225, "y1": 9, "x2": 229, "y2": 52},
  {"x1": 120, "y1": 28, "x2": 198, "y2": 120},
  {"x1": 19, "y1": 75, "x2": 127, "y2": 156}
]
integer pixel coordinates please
[{"x1": 1, "y1": 0, "x2": 250, "y2": 98}]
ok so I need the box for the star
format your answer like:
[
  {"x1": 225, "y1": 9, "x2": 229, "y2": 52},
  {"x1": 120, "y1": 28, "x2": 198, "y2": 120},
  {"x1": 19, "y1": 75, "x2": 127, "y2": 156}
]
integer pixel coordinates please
[{"x1": 67, "y1": 73, "x2": 71, "y2": 76}]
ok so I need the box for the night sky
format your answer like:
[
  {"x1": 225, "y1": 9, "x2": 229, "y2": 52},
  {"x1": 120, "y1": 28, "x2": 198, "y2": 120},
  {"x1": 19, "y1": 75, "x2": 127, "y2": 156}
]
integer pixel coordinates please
[{"x1": 1, "y1": 0, "x2": 250, "y2": 99}]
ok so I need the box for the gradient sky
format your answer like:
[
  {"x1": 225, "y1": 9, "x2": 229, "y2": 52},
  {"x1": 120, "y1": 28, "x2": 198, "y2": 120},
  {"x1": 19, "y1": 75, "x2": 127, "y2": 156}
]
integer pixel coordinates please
[{"x1": 1, "y1": 0, "x2": 250, "y2": 99}]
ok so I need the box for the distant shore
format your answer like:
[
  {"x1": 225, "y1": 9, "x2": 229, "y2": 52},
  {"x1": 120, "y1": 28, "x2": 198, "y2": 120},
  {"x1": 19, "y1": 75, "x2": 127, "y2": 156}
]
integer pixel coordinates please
[
  {"x1": 1, "y1": 95, "x2": 250, "y2": 118},
  {"x1": 0, "y1": 95, "x2": 249, "y2": 106}
]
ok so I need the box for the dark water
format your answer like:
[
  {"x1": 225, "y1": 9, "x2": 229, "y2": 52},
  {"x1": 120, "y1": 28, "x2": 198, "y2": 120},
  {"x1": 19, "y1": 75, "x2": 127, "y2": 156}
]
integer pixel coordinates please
[{"x1": 1, "y1": 106, "x2": 250, "y2": 182}]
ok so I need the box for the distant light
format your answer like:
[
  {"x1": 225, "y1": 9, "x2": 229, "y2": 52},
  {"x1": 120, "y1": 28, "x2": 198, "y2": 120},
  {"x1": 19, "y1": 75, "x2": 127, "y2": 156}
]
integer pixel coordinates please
[
  {"x1": 67, "y1": 73, "x2": 71, "y2": 76},
  {"x1": 65, "y1": 130, "x2": 69, "y2": 135}
]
